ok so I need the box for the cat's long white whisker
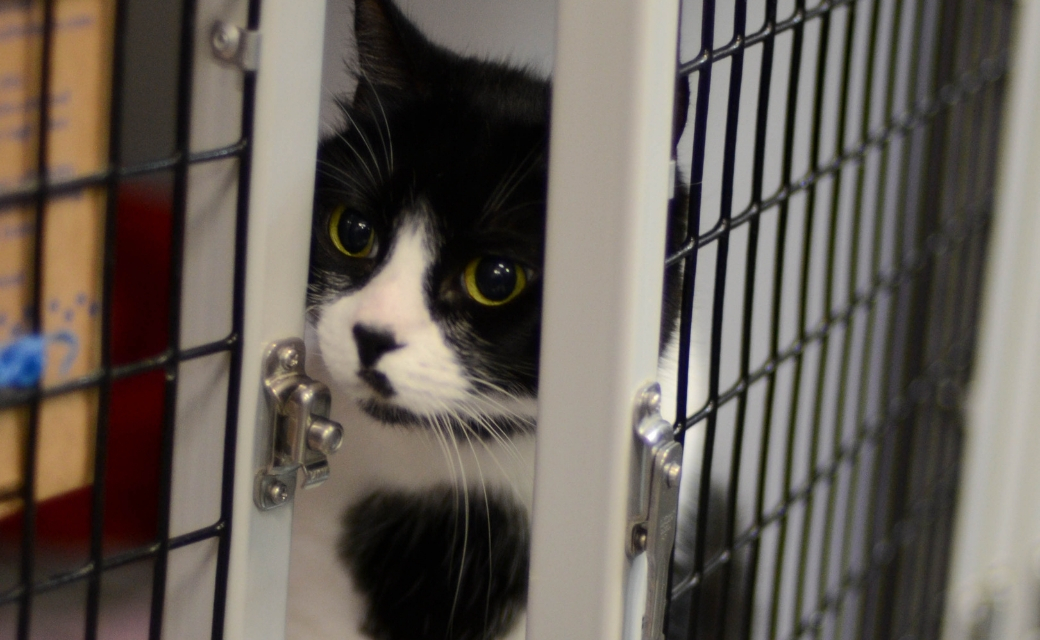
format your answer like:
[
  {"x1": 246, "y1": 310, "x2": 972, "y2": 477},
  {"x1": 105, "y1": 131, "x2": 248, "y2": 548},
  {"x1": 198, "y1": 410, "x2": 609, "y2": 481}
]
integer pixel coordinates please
[
  {"x1": 340, "y1": 108, "x2": 384, "y2": 183},
  {"x1": 465, "y1": 408, "x2": 527, "y2": 488},
  {"x1": 490, "y1": 148, "x2": 543, "y2": 216},
  {"x1": 482, "y1": 144, "x2": 538, "y2": 216},
  {"x1": 316, "y1": 159, "x2": 370, "y2": 194},
  {"x1": 482, "y1": 143, "x2": 543, "y2": 218},
  {"x1": 330, "y1": 128, "x2": 380, "y2": 188},
  {"x1": 364, "y1": 76, "x2": 395, "y2": 175},
  {"x1": 441, "y1": 411, "x2": 470, "y2": 639},
  {"x1": 459, "y1": 422, "x2": 496, "y2": 634}
]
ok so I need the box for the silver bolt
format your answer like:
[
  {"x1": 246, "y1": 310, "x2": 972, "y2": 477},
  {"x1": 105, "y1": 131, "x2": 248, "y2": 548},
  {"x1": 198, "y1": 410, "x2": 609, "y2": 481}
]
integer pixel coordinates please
[
  {"x1": 641, "y1": 383, "x2": 662, "y2": 417},
  {"x1": 664, "y1": 461, "x2": 681, "y2": 488},
  {"x1": 211, "y1": 22, "x2": 241, "y2": 61},
  {"x1": 632, "y1": 526, "x2": 648, "y2": 553},
  {"x1": 267, "y1": 480, "x2": 289, "y2": 505},
  {"x1": 278, "y1": 346, "x2": 299, "y2": 371}
]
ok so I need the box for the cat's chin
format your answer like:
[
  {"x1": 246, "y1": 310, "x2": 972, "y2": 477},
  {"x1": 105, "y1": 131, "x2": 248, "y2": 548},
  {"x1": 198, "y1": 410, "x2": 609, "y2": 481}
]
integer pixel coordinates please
[{"x1": 357, "y1": 397, "x2": 535, "y2": 440}]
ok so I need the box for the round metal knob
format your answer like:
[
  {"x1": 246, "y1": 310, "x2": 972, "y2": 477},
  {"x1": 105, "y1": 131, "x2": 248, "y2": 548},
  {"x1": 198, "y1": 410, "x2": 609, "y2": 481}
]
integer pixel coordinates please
[{"x1": 307, "y1": 416, "x2": 343, "y2": 455}]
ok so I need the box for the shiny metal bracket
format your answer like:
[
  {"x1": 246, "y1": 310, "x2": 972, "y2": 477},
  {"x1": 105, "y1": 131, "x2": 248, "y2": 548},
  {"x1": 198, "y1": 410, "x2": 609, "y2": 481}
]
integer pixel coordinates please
[
  {"x1": 627, "y1": 382, "x2": 683, "y2": 640},
  {"x1": 254, "y1": 338, "x2": 343, "y2": 511}
]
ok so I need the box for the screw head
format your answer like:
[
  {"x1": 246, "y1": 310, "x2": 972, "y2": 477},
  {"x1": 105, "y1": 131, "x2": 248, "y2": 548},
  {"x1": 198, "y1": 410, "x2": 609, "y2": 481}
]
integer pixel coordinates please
[
  {"x1": 267, "y1": 480, "x2": 289, "y2": 504},
  {"x1": 641, "y1": 383, "x2": 662, "y2": 416},
  {"x1": 664, "y1": 461, "x2": 682, "y2": 488},
  {"x1": 211, "y1": 22, "x2": 241, "y2": 60},
  {"x1": 632, "y1": 526, "x2": 648, "y2": 553},
  {"x1": 278, "y1": 346, "x2": 299, "y2": 371}
]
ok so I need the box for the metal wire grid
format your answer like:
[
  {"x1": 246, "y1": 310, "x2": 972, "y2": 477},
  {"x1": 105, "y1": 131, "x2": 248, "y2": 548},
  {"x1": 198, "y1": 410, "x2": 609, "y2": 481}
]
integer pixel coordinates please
[
  {"x1": 0, "y1": 0, "x2": 260, "y2": 636},
  {"x1": 666, "y1": 0, "x2": 1010, "y2": 638}
]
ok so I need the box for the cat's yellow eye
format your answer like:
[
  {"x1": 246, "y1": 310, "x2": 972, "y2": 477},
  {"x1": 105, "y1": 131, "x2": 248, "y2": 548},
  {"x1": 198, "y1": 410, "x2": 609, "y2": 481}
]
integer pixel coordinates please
[
  {"x1": 330, "y1": 206, "x2": 376, "y2": 258},
  {"x1": 464, "y1": 257, "x2": 527, "y2": 306}
]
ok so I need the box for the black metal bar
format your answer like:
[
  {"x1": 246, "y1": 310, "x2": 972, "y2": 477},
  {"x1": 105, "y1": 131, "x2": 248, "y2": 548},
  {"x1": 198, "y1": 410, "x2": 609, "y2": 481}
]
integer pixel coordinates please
[
  {"x1": 806, "y1": 7, "x2": 858, "y2": 637},
  {"x1": 786, "y1": 11, "x2": 833, "y2": 635},
  {"x1": 0, "y1": 335, "x2": 237, "y2": 411},
  {"x1": 17, "y1": 0, "x2": 57, "y2": 635},
  {"x1": 740, "y1": 7, "x2": 806, "y2": 637},
  {"x1": 673, "y1": 0, "x2": 717, "y2": 433},
  {"x1": 678, "y1": 204, "x2": 987, "y2": 431},
  {"x1": 668, "y1": 0, "x2": 1009, "y2": 636},
  {"x1": 208, "y1": 0, "x2": 264, "y2": 634},
  {"x1": 0, "y1": 521, "x2": 226, "y2": 606},
  {"x1": 82, "y1": 0, "x2": 131, "y2": 635},
  {"x1": 147, "y1": 0, "x2": 199, "y2": 633},
  {"x1": 669, "y1": 356, "x2": 959, "y2": 601},
  {"x1": 686, "y1": 0, "x2": 748, "y2": 634},
  {"x1": 720, "y1": 0, "x2": 780, "y2": 634},
  {"x1": 733, "y1": 1, "x2": 780, "y2": 637},
  {"x1": 867, "y1": 0, "x2": 959, "y2": 635},
  {"x1": 678, "y1": 0, "x2": 859, "y2": 77},
  {"x1": 0, "y1": 141, "x2": 249, "y2": 211},
  {"x1": 665, "y1": 53, "x2": 1007, "y2": 266}
]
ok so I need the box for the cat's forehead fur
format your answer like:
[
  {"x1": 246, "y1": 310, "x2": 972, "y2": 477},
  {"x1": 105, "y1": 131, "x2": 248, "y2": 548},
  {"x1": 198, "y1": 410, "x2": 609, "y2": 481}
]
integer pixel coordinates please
[{"x1": 317, "y1": 0, "x2": 551, "y2": 258}]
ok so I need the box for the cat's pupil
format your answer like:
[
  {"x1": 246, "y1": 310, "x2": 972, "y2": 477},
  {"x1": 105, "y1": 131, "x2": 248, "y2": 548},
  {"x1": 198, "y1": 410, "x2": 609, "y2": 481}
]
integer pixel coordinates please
[
  {"x1": 476, "y1": 258, "x2": 519, "y2": 301},
  {"x1": 338, "y1": 212, "x2": 374, "y2": 255}
]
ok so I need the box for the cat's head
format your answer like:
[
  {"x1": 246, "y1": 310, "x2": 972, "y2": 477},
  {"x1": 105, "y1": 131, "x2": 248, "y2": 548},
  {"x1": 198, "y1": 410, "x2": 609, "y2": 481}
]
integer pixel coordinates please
[{"x1": 308, "y1": 0, "x2": 549, "y2": 439}]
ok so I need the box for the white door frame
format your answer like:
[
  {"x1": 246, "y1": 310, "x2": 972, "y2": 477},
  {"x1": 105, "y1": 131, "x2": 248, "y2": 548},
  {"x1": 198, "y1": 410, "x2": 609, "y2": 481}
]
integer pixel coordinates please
[
  {"x1": 526, "y1": 0, "x2": 681, "y2": 638},
  {"x1": 222, "y1": 1, "x2": 327, "y2": 638}
]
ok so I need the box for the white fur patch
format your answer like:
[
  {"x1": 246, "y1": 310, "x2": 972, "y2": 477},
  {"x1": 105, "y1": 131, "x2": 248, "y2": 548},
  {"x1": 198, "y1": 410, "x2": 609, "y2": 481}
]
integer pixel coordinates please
[{"x1": 316, "y1": 218, "x2": 474, "y2": 415}]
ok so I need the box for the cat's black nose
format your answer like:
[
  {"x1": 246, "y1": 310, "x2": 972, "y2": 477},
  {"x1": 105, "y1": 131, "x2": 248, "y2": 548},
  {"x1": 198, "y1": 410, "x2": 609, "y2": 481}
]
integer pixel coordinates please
[{"x1": 353, "y1": 324, "x2": 403, "y2": 368}]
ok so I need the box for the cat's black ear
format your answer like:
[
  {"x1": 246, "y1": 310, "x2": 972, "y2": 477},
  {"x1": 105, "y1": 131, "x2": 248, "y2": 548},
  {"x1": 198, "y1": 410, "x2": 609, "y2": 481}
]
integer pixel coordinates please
[
  {"x1": 353, "y1": 0, "x2": 430, "y2": 95},
  {"x1": 672, "y1": 74, "x2": 690, "y2": 153}
]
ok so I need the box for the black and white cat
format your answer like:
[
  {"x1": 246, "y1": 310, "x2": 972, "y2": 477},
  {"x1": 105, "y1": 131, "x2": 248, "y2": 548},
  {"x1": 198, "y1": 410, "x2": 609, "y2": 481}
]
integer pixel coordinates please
[{"x1": 287, "y1": 1, "x2": 728, "y2": 639}]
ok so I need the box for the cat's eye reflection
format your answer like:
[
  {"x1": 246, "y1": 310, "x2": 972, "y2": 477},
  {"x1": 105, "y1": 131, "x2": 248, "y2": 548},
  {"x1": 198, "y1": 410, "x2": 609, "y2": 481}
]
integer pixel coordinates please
[
  {"x1": 330, "y1": 206, "x2": 377, "y2": 258},
  {"x1": 463, "y1": 256, "x2": 527, "y2": 306}
]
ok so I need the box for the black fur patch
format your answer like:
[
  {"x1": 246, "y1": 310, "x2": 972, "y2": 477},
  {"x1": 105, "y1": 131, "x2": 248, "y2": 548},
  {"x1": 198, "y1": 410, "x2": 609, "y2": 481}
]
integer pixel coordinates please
[{"x1": 341, "y1": 487, "x2": 529, "y2": 640}]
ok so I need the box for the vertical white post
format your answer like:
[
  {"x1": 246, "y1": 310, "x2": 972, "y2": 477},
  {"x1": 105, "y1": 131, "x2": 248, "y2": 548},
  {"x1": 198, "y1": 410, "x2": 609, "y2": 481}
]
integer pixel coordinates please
[
  {"x1": 945, "y1": 1, "x2": 1040, "y2": 638},
  {"x1": 526, "y1": 0, "x2": 680, "y2": 638},
  {"x1": 222, "y1": 1, "x2": 326, "y2": 639}
]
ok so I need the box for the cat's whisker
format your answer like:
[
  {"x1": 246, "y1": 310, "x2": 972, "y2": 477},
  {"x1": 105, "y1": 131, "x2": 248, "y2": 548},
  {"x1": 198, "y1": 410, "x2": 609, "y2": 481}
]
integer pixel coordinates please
[
  {"x1": 340, "y1": 108, "x2": 384, "y2": 183},
  {"x1": 361, "y1": 74, "x2": 395, "y2": 175},
  {"x1": 318, "y1": 149, "x2": 376, "y2": 196},
  {"x1": 491, "y1": 199, "x2": 547, "y2": 219},
  {"x1": 427, "y1": 411, "x2": 464, "y2": 578},
  {"x1": 458, "y1": 423, "x2": 496, "y2": 633},
  {"x1": 331, "y1": 125, "x2": 380, "y2": 188},
  {"x1": 482, "y1": 144, "x2": 544, "y2": 219},
  {"x1": 491, "y1": 149, "x2": 544, "y2": 216},
  {"x1": 482, "y1": 144, "x2": 539, "y2": 217},
  {"x1": 465, "y1": 408, "x2": 528, "y2": 488},
  {"x1": 440, "y1": 410, "x2": 471, "y2": 639}
]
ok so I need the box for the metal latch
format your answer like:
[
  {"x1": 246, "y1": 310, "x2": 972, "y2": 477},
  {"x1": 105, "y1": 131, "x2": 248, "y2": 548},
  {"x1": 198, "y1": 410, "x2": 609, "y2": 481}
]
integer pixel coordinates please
[
  {"x1": 254, "y1": 338, "x2": 344, "y2": 511},
  {"x1": 627, "y1": 383, "x2": 683, "y2": 640}
]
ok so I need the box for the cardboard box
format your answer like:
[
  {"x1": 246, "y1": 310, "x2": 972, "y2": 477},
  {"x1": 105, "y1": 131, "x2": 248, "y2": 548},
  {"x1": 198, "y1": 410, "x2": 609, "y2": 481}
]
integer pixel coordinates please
[{"x1": 0, "y1": 0, "x2": 115, "y2": 518}]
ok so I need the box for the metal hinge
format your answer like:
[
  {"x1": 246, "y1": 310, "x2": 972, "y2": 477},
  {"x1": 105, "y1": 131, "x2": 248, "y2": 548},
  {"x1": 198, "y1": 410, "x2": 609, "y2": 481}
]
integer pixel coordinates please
[
  {"x1": 254, "y1": 338, "x2": 344, "y2": 511},
  {"x1": 211, "y1": 21, "x2": 261, "y2": 72},
  {"x1": 627, "y1": 382, "x2": 683, "y2": 640}
]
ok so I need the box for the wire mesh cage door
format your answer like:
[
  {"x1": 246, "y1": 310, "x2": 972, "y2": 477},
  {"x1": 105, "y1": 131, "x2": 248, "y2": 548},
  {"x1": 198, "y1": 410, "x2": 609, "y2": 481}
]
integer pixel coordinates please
[
  {"x1": 665, "y1": 0, "x2": 1009, "y2": 637},
  {"x1": 0, "y1": 0, "x2": 327, "y2": 637},
  {"x1": 530, "y1": 0, "x2": 1010, "y2": 639}
]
